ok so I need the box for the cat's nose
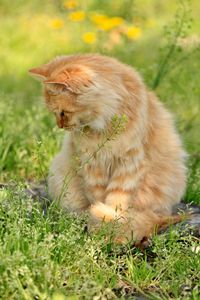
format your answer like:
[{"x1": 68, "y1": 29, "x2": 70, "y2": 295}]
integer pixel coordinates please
[{"x1": 60, "y1": 111, "x2": 65, "y2": 117}]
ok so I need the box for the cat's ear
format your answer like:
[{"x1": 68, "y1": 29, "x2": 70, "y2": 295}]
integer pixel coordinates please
[
  {"x1": 45, "y1": 66, "x2": 93, "y2": 94},
  {"x1": 28, "y1": 66, "x2": 48, "y2": 81}
]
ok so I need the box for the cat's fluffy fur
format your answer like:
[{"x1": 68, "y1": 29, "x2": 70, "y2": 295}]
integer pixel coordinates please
[{"x1": 29, "y1": 54, "x2": 187, "y2": 243}]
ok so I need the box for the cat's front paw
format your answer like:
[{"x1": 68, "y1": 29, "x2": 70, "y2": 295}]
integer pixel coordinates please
[{"x1": 90, "y1": 202, "x2": 118, "y2": 222}]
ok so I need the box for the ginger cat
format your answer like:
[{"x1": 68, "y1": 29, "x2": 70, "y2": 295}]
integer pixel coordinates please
[{"x1": 29, "y1": 54, "x2": 187, "y2": 243}]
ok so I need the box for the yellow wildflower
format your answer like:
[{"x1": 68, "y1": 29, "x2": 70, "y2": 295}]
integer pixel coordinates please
[
  {"x1": 50, "y1": 18, "x2": 64, "y2": 29},
  {"x1": 69, "y1": 11, "x2": 85, "y2": 22},
  {"x1": 64, "y1": 0, "x2": 77, "y2": 10},
  {"x1": 126, "y1": 26, "x2": 141, "y2": 39},
  {"x1": 91, "y1": 14, "x2": 108, "y2": 24},
  {"x1": 91, "y1": 14, "x2": 123, "y2": 31},
  {"x1": 109, "y1": 17, "x2": 124, "y2": 27},
  {"x1": 82, "y1": 32, "x2": 96, "y2": 44}
]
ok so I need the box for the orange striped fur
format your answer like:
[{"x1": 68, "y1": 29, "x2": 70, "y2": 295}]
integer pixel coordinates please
[{"x1": 29, "y1": 54, "x2": 187, "y2": 243}]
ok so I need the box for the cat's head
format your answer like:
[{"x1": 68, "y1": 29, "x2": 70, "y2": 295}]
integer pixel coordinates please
[{"x1": 29, "y1": 55, "x2": 126, "y2": 131}]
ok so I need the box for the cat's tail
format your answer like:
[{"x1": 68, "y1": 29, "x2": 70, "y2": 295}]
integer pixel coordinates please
[{"x1": 90, "y1": 202, "x2": 187, "y2": 243}]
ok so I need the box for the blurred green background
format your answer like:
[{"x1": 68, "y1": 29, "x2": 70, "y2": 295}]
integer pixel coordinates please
[
  {"x1": 0, "y1": 0, "x2": 200, "y2": 201},
  {"x1": 0, "y1": 2, "x2": 200, "y2": 299}
]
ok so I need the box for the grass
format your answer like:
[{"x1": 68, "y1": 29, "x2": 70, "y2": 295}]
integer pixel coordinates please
[
  {"x1": 1, "y1": 187, "x2": 200, "y2": 299},
  {"x1": 0, "y1": 0, "x2": 200, "y2": 299}
]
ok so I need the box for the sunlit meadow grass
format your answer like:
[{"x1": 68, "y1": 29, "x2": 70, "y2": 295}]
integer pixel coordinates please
[{"x1": 0, "y1": 0, "x2": 200, "y2": 299}]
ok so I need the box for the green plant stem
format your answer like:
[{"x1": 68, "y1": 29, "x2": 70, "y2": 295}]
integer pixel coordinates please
[
  {"x1": 57, "y1": 118, "x2": 125, "y2": 202},
  {"x1": 152, "y1": 9, "x2": 187, "y2": 89}
]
